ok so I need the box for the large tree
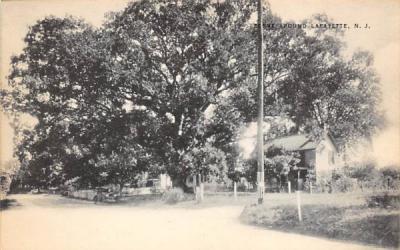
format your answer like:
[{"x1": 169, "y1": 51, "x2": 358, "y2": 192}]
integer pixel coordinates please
[
  {"x1": 1, "y1": 0, "x2": 257, "y2": 188},
  {"x1": 1, "y1": 0, "x2": 384, "y2": 189},
  {"x1": 100, "y1": 0, "x2": 257, "y2": 185},
  {"x1": 1, "y1": 16, "x2": 158, "y2": 188}
]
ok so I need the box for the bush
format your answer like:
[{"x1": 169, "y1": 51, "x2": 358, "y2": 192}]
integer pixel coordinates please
[
  {"x1": 162, "y1": 188, "x2": 185, "y2": 204},
  {"x1": 312, "y1": 162, "x2": 400, "y2": 193},
  {"x1": 314, "y1": 173, "x2": 333, "y2": 193},
  {"x1": 237, "y1": 183, "x2": 249, "y2": 192},
  {"x1": 313, "y1": 170, "x2": 361, "y2": 193},
  {"x1": 380, "y1": 166, "x2": 400, "y2": 190},
  {"x1": 331, "y1": 175, "x2": 357, "y2": 192}
]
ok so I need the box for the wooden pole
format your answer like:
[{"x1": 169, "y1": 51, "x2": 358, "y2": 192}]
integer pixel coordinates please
[{"x1": 256, "y1": 0, "x2": 265, "y2": 205}]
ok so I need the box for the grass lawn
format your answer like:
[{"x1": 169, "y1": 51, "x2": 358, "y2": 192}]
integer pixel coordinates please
[{"x1": 240, "y1": 192, "x2": 400, "y2": 248}]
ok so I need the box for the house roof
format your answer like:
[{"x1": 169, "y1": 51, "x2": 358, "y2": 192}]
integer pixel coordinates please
[{"x1": 265, "y1": 134, "x2": 318, "y2": 151}]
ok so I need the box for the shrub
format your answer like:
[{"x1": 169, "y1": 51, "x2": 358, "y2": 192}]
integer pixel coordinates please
[
  {"x1": 331, "y1": 175, "x2": 357, "y2": 192},
  {"x1": 380, "y1": 166, "x2": 400, "y2": 190},
  {"x1": 319, "y1": 162, "x2": 398, "y2": 193},
  {"x1": 313, "y1": 170, "x2": 358, "y2": 193},
  {"x1": 162, "y1": 188, "x2": 185, "y2": 204},
  {"x1": 314, "y1": 173, "x2": 333, "y2": 193},
  {"x1": 237, "y1": 183, "x2": 249, "y2": 192}
]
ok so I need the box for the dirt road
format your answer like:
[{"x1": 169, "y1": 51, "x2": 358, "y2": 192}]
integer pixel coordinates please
[{"x1": 1, "y1": 194, "x2": 386, "y2": 250}]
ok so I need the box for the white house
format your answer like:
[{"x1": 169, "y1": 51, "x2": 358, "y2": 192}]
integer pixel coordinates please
[{"x1": 264, "y1": 132, "x2": 341, "y2": 190}]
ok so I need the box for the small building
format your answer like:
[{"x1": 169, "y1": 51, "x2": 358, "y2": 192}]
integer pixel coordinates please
[{"x1": 265, "y1": 133, "x2": 340, "y2": 190}]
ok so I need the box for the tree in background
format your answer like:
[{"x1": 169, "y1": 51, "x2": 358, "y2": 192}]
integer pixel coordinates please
[
  {"x1": 227, "y1": 13, "x2": 384, "y2": 148},
  {"x1": 182, "y1": 142, "x2": 227, "y2": 184},
  {"x1": 213, "y1": 13, "x2": 384, "y2": 186}
]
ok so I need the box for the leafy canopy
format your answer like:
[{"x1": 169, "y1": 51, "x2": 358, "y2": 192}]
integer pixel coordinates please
[{"x1": 1, "y1": 1, "x2": 384, "y2": 188}]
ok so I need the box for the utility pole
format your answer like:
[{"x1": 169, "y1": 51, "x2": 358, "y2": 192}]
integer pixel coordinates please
[{"x1": 257, "y1": 0, "x2": 265, "y2": 204}]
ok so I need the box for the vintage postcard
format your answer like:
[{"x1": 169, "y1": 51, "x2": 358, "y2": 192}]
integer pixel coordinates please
[{"x1": 1, "y1": 0, "x2": 399, "y2": 249}]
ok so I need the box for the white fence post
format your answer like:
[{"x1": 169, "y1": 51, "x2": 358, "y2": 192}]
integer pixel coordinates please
[
  {"x1": 200, "y1": 183, "x2": 204, "y2": 202},
  {"x1": 195, "y1": 174, "x2": 203, "y2": 202},
  {"x1": 233, "y1": 181, "x2": 237, "y2": 201},
  {"x1": 288, "y1": 181, "x2": 291, "y2": 194},
  {"x1": 193, "y1": 175, "x2": 198, "y2": 201},
  {"x1": 296, "y1": 191, "x2": 302, "y2": 222}
]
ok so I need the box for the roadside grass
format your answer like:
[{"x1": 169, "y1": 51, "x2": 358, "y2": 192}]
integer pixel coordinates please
[
  {"x1": 175, "y1": 192, "x2": 367, "y2": 208},
  {"x1": 240, "y1": 192, "x2": 400, "y2": 248}
]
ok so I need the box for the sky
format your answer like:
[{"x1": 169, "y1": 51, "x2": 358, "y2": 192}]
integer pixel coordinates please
[{"x1": 0, "y1": 0, "x2": 399, "y2": 167}]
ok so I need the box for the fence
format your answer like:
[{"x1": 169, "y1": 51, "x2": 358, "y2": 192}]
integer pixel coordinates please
[
  {"x1": 66, "y1": 186, "x2": 165, "y2": 201},
  {"x1": 68, "y1": 189, "x2": 97, "y2": 200}
]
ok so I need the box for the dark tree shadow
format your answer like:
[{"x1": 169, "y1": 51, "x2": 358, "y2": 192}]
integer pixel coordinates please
[{"x1": 0, "y1": 199, "x2": 21, "y2": 211}]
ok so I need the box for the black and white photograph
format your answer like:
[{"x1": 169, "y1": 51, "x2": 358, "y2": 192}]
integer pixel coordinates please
[{"x1": 0, "y1": 0, "x2": 399, "y2": 249}]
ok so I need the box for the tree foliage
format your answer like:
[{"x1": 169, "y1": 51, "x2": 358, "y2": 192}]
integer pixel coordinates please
[
  {"x1": 225, "y1": 14, "x2": 384, "y2": 147},
  {"x1": 0, "y1": 0, "x2": 384, "y2": 189}
]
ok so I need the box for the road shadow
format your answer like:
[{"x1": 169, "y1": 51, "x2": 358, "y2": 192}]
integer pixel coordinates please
[{"x1": 0, "y1": 198, "x2": 21, "y2": 211}]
